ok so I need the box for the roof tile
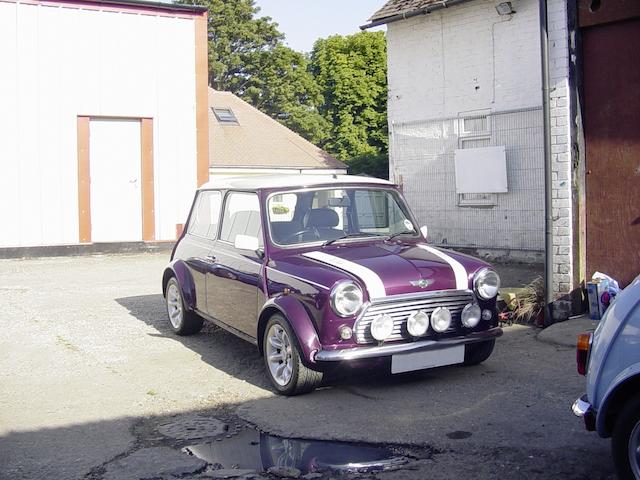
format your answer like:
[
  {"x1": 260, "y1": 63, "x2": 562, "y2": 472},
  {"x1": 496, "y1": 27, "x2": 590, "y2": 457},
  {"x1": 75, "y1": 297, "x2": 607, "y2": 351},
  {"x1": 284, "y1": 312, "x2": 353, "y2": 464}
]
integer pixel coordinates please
[
  {"x1": 209, "y1": 89, "x2": 345, "y2": 170},
  {"x1": 369, "y1": 0, "x2": 451, "y2": 22}
]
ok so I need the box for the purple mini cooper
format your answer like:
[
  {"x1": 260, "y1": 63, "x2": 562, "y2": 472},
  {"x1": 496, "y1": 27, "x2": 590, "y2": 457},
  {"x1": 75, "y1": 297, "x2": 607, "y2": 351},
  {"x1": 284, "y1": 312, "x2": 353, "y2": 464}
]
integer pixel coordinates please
[{"x1": 163, "y1": 175, "x2": 502, "y2": 395}]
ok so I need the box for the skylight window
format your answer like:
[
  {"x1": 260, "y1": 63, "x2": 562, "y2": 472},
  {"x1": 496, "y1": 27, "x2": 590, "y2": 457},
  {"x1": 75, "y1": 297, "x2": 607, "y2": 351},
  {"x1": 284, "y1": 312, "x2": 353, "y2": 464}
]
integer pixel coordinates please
[{"x1": 212, "y1": 108, "x2": 238, "y2": 124}]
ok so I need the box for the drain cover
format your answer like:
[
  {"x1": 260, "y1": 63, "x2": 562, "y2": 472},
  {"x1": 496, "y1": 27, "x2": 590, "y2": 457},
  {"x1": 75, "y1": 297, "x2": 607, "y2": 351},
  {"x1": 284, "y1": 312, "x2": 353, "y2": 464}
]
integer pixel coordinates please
[{"x1": 157, "y1": 415, "x2": 228, "y2": 440}]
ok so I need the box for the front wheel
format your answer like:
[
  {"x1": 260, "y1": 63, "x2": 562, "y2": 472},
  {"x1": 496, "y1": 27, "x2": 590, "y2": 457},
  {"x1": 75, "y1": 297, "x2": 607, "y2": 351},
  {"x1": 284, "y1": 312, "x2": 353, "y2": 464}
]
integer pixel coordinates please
[
  {"x1": 612, "y1": 393, "x2": 640, "y2": 480},
  {"x1": 463, "y1": 339, "x2": 495, "y2": 366},
  {"x1": 263, "y1": 315, "x2": 322, "y2": 396},
  {"x1": 165, "y1": 277, "x2": 203, "y2": 336}
]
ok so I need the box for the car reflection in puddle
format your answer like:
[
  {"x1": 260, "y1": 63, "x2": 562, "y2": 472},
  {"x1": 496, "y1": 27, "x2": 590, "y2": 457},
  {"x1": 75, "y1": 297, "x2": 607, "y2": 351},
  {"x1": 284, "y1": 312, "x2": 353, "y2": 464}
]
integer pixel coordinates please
[{"x1": 182, "y1": 428, "x2": 407, "y2": 474}]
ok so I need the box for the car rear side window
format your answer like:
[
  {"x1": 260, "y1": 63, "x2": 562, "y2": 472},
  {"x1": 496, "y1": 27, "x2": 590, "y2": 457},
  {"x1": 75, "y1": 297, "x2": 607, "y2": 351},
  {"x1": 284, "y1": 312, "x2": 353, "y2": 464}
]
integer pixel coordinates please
[
  {"x1": 220, "y1": 192, "x2": 262, "y2": 244},
  {"x1": 188, "y1": 190, "x2": 222, "y2": 238}
]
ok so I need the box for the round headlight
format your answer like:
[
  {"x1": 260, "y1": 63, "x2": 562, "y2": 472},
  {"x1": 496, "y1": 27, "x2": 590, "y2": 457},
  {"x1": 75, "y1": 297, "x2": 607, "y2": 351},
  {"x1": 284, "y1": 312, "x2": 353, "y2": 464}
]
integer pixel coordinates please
[
  {"x1": 461, "y1": 303, "x2": 481, "y2": 328},
  {"x1": 407, "y1": 311, "x2": 429, "y2": 337},
  {"x1": 330, "y1": 281, "x2": 363, "y2": 317},
  {"x1": 431, "y1": 307, "x2": 452, "y2": 333},
  {"x1": 370, "y1": 314, "x2": 394, "y2": 341},
  {"x1": 474, "y1": 268, "x2": 501, "y2": 300}
]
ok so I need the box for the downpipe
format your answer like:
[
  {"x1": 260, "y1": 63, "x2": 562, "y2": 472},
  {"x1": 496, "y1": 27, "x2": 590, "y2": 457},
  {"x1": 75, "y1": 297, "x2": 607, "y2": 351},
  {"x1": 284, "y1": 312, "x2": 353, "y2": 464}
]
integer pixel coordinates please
[{"x1": 539, "y1": 0, "x2": 555, "y2": 324}]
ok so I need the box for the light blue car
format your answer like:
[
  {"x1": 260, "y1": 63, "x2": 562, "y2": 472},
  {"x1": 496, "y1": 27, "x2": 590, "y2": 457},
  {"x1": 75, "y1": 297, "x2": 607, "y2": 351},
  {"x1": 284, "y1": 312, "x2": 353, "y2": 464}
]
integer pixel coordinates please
[{"x1": 573, "y1": 274, "x2": 640, "y2": 479}]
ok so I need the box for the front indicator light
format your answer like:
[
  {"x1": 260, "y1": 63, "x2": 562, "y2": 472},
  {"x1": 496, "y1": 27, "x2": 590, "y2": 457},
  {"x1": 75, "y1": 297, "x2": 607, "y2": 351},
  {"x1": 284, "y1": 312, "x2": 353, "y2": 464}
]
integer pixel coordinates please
[
  {"x1": 576, "y1": 332, "x2": 592, "y2": 375},
  {"x1": 431, "y1": 307, "x2": 452, "y2": 333},
  {"x1": 481, "y1": 309, "x2": 493, "y2": 321},
  {"x1": 370, "y1": 314, "x2": 394, "y2": 341},
  {"x1": 407, "y1": 310, "x2": 429, "y2": 336},
  {"x1": 339, "y1": 325, "x2": 353, "y2": 340}
]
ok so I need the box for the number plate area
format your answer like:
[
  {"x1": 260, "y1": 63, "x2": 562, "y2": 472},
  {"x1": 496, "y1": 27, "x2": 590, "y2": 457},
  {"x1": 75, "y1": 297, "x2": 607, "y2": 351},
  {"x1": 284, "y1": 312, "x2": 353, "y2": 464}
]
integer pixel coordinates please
[{"x1": 391, "y1": 345, "x2": 465, "y2": 374}]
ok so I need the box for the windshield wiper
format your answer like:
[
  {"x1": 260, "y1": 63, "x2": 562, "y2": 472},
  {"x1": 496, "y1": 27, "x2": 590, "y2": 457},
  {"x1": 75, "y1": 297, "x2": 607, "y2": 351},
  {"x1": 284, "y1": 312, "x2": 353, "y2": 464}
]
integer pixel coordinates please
[
  {"x1": 385, "y1": 230, "x2": 417, "y2": 242},
  {"x1": 322, "y1": 232, "x2": 383, "y2": 247}
]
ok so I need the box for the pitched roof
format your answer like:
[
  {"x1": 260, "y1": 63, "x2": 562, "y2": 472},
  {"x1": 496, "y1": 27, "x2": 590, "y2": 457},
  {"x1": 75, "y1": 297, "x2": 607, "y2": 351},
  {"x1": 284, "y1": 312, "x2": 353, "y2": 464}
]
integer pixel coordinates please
[
  {"x1": 368, "y1": 0, "x2": 472, "y2": 23},
  {"x1": 208, "y1": 89, "x2": 346, "y2": 170}
]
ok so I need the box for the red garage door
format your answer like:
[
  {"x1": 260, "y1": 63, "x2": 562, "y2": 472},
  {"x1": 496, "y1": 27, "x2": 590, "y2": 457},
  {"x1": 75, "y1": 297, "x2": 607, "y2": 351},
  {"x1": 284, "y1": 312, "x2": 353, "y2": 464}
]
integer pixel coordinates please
[{"x1": 580, "y1": 0, "x2": 640, "y2": 287}]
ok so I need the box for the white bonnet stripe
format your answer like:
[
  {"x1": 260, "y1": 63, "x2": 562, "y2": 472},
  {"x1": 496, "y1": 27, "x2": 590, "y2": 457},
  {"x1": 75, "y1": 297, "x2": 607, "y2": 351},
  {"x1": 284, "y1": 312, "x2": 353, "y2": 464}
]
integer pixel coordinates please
[
  {"x1": 417, "y1": 244, "x2": 468, "y2": 290},
  {"x1": 302, "y1": 251, "x2": 386, "y2": 299}
]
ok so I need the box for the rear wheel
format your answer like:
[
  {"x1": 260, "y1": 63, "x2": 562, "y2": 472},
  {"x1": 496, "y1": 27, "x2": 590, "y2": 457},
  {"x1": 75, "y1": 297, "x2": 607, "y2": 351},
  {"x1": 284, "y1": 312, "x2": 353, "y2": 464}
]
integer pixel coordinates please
[
  {"x1": 263, "y1": 314, "x2": 322, "y2": 396},
  {"x1": 612, "y1": 393, "x2": 640, "y2": 480},
  {"x1": 165, "y1": 277, "x2": 203, "y2": 336},
  {"x1": 463, "y1": 339, "x2": 495, "y2": 366}
]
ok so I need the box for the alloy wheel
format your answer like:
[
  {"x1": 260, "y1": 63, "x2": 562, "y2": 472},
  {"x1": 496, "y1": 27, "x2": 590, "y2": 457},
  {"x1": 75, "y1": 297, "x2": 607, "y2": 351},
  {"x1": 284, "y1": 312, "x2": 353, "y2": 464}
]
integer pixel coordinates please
[
  {"x1": 166, "y1": 282, "x2": 183, "y2": 329},
  {"x1": 265, "y1": 323, "x2": 293, "y2": 386}
]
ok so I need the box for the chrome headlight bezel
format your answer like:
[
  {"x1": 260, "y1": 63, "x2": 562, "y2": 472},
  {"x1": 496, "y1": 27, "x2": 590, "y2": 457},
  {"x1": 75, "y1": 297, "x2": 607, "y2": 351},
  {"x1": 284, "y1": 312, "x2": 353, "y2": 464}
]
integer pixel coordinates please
[
  {"x1": 473, "y1": 268, "x2": 501, "y2": 300},
  {"x1": 370, "y1": 314, "x2": 394, "y2": 341},
  {"x1": 330, "y1": 281, "x2": 364, "y2": 318},
  {"x1": 407, "y1": 310, "x2": 429, "y2": 337}
]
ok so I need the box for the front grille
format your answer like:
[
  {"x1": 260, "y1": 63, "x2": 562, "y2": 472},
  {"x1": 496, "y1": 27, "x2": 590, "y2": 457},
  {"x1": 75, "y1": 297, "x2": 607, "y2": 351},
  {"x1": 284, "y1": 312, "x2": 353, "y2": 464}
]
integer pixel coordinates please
[{"x1": 354, "y1": 290, "x2": 474, "y2": 344}]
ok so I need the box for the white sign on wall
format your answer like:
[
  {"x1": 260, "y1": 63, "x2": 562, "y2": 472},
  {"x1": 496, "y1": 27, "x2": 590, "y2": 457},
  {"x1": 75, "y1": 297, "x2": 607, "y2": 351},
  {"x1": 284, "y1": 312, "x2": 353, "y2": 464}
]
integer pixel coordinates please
[{"x1": 454, "y1": 146, "x2": 508, "y2": 194}]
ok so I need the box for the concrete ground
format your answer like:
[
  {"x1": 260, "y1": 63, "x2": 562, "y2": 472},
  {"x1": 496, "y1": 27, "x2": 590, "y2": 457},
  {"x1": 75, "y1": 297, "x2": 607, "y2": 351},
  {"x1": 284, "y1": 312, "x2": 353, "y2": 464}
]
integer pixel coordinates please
[{"x1": 0, "y1": 253, "x2": 612, "y2": 479}]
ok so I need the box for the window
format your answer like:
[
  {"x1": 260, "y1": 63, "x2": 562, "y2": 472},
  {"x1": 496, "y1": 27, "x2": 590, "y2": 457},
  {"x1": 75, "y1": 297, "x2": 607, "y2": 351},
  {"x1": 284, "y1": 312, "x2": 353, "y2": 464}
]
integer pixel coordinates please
[
  {"x1": 220, "y1": 192, "x2": 261, "y2": 244},
  {"x1": 267, "y1": 188, "x2": 417, "y2": 246},
  {"x1": 456, "y1": 111, "x2": 499, "y2": 208},
  {"x1": 212, "y1": 108, "x2": 238, "y2": 124},
  {"x1": 188, "y1": 191, "x2": 222, "y2": 238}
]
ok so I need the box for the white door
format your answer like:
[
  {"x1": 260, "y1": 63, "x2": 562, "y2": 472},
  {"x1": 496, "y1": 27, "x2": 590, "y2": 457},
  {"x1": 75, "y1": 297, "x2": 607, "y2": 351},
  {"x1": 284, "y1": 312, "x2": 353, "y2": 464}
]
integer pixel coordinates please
[{"x1": 89, "y1": 119, "x2": 142, "y2": 242}]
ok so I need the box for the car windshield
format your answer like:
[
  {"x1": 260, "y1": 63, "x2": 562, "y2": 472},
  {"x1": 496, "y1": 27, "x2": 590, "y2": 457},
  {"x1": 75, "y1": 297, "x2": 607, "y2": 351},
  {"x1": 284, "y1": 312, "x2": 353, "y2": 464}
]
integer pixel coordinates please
[{"x1": 267, "y1": 187, "x2": 418, "y2": 246}]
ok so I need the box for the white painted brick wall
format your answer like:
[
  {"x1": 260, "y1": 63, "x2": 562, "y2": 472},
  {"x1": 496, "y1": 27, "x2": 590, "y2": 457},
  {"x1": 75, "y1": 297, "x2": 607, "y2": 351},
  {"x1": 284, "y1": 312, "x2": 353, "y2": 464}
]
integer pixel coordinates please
[
  {"x1": 386, "y1": 0, "x2": 575, "y2": 297},
  {"x1": 386, "y1": 0, "x2": 541, "y2": 123},
  {"x1": 546, "y1": 0, "x2": 573, "y2": 296}
]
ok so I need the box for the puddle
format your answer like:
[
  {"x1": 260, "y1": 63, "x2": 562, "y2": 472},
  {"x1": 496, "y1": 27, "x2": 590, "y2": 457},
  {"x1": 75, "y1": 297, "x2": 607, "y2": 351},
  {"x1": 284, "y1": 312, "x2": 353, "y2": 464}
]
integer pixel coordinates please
[{"x1": 182, "y1": 428, "x2": 407, "y2": 474}]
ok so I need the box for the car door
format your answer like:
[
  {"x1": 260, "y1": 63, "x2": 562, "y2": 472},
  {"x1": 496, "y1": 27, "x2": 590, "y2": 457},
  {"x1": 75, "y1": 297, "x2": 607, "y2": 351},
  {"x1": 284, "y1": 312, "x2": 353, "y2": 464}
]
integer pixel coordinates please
[
  {"x1": 177, "y1": 190, "x2": 222, "y2": 313},
  {"x1": 206, "y1": 191, "x2": 264, "y2": 337}
]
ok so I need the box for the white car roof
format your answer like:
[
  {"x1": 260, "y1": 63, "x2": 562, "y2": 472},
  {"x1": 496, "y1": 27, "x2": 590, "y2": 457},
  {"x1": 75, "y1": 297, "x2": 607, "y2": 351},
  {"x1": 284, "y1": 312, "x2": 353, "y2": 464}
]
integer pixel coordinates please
[{"x1": 199, "y1": 174, "x2": 394, "y2": 191}]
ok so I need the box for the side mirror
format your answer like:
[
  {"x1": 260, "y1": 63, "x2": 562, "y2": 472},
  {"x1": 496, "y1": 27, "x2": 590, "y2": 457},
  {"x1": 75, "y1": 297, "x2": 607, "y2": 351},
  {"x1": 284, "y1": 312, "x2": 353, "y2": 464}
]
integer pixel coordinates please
[
  {"x1": 234, "y1": 234, "x2": 260, "y2": 251},
  {"x1": 420, "y1": 225, "x2": 428, "y2": 240}
]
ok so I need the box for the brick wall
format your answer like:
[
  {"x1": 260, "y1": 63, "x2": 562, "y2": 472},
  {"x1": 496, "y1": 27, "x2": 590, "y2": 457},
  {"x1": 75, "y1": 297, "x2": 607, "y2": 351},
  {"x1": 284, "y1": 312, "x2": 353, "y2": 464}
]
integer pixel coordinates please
[
  {"x1": 386, "y1": 0, "x2": 541, "y2": 123},
  {"x1": 385, "y1": 0, "x2": 576, "y2": 298},
  {"x1": 546, "y1": 0, "x2": 574, "y2": 297}
]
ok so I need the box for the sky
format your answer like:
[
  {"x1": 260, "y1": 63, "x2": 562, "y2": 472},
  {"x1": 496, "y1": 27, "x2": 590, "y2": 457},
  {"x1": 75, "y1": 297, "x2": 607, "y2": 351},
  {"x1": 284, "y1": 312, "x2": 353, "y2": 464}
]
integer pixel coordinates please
[{"x1": 253, "y1": 0, "x2": 386, "y2": 53}]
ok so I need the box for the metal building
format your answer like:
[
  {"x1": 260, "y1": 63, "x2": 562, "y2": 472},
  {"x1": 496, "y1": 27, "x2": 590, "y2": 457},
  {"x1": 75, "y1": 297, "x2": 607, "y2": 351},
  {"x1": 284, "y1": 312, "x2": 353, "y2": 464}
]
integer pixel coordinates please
[{"x1": 0, "y1": 0, "x2": 209, "y2": 250}]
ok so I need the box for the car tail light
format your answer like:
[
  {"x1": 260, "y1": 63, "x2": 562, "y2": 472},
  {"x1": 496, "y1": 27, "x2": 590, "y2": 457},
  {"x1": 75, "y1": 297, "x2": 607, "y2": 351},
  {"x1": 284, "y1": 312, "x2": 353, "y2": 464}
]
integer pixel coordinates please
[{"x1": 576, "y1": 332, "x2": 593, "y2": 375}]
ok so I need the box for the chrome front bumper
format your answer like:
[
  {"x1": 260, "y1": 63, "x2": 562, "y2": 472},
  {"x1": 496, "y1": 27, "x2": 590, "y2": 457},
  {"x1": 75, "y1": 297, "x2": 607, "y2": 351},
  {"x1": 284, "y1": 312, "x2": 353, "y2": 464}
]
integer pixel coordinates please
[
  {"x1": 572, "y1": 394, "x2": 596, "y2": 431},
  {"x1": 314, "y1": 327, "x2": 502, "y2": 362}
]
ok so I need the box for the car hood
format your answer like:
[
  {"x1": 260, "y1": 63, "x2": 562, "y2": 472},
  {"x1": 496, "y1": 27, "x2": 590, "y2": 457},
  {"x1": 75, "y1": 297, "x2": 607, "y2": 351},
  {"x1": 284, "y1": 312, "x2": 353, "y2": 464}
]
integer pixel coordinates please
[{"x1": 269, "y1": 241, "x2": 489, "y2": 299}]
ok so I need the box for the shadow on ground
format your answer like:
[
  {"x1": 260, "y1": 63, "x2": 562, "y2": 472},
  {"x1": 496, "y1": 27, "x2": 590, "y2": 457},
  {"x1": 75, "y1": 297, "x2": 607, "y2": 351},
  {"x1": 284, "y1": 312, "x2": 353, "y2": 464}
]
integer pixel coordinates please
[{"x1": 115, "y1": 294, "x2": 448, "y2": 394}]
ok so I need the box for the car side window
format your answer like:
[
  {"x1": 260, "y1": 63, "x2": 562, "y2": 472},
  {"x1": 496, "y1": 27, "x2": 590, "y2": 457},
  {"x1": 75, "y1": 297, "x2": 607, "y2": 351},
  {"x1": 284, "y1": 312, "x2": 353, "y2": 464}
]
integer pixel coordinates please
[
  {"x1": 220, "y1": 192, "x2": 262, "y2": 245},
  {"x1": 188, "y1": 190, "x2": 222, "y2": 238}
]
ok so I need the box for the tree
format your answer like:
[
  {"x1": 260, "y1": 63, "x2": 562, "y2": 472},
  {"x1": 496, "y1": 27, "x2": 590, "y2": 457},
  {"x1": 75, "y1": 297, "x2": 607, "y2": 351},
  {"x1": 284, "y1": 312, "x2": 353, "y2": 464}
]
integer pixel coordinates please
[
  {"x1": 310, "y1": 32, "x2": 388, "y2": 160},
  {"x1": 242, "y1": 45, "x2": 329, "y2": 144},
  {"x1": 179, "y1": 0, "x2": 327, "y2": 143}
]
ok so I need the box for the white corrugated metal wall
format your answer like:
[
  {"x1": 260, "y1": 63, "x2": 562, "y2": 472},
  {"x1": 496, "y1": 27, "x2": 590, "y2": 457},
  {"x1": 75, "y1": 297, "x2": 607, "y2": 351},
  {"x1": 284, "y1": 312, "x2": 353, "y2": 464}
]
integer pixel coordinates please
[{"x1": 0, "y1": 1, "x2": 198, "y2": 247}]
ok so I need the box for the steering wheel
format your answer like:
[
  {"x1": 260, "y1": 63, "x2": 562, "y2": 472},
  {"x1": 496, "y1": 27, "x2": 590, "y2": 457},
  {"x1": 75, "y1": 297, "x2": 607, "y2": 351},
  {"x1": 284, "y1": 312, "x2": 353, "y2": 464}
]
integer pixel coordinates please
[{"x1": 283, "y1": 228, "x2": 318, "y2": 243}]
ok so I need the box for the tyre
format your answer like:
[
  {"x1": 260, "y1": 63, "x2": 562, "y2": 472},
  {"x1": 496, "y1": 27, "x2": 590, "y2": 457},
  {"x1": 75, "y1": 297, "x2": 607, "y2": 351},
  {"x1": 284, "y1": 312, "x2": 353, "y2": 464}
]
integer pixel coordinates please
[
  {"x1": 165, "y1": 277, "x2": 204, "y2": 336},
  {"x1": 612, "y1": 393, "x2": 640, "y2": 480},
  {"x1": 263, "y1": 314, "x2": 323, "y2": 395},
  {"x1": 463, "y1": 339, "x2": 495, "y2": 366}
]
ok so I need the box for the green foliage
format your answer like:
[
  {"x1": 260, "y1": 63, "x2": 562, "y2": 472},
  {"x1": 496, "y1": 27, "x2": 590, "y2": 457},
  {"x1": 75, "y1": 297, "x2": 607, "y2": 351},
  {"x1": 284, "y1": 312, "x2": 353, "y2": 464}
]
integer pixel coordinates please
[
  {"x1": 178, "y1": 0, "x2": 327, "y2": 144},
  {"x1": 177, "y1": 0, "x2": 389, "y2": 177},
  {"x1": 347, "y1": 153, "x2": 389, "y2": 180},
  {"x1": 310, "y1": 32, "x2": 388, "y2": 160},
  {"x1": 241, "y1": 45, "x2": 330, "y2": 144}
]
